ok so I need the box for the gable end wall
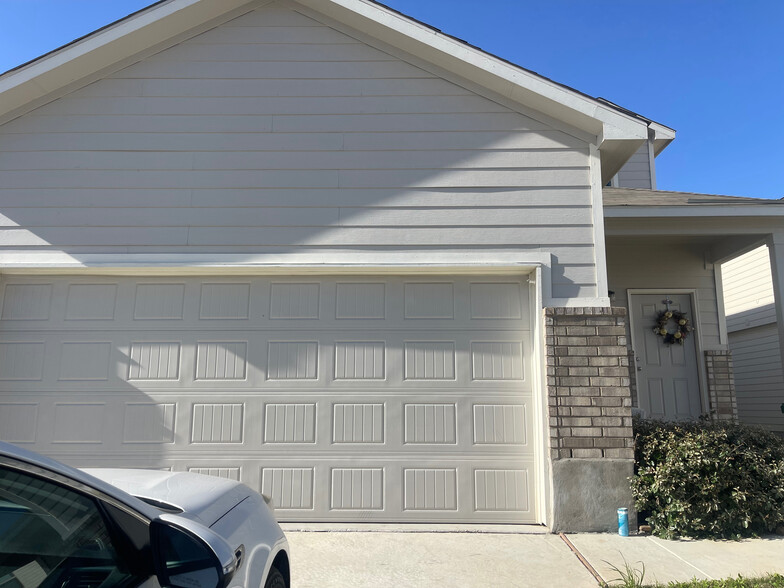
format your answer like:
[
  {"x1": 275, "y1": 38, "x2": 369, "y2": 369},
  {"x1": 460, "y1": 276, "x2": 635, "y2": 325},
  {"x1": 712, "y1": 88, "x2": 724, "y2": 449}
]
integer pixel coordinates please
[{"x1": 0, "y1": 2, "x2": 599, "y2": 300}]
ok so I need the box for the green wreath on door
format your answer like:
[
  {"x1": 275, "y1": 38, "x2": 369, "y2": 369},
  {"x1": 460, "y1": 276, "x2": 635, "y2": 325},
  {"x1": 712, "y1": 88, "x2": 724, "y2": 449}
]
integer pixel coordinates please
[{"x1": 653, "y1": 310, "x2": 692, "y2": 345}]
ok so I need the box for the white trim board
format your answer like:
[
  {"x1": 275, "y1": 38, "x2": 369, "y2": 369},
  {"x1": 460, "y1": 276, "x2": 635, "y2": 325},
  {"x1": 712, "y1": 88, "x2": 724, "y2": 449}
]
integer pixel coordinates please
[
  {"x1": 591, "y1": 144, "x2": 609, "y2": 301},
  {"x1": 0, "y1": 252, "x2": 551, "y2": 271},
  {"x1": 0, "y1": 253, "x2": 612, "y2": 308},
  {"x1": 605, "y1": 206, "x2": 784, "y2": 219},
  {"x1": 530, "y1": 266, "x2": 550, "y2": 526}
]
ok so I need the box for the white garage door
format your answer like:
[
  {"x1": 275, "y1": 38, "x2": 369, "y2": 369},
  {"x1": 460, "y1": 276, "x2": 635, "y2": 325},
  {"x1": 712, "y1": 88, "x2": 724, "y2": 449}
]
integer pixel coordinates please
[{"x1": 0, "y1": 274, "x2": 538, "y2": 523}]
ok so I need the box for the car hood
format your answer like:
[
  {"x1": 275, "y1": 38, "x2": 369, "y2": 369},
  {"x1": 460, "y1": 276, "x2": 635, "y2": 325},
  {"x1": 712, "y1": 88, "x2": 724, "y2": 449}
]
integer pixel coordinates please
[{"x1": 82, "y1": 468, "x2": 251, "y2": 527}]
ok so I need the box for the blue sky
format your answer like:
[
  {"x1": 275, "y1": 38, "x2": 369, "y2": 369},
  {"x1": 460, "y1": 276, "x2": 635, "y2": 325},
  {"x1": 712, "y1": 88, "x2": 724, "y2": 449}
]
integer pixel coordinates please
[{"x1": 1, "y1": 0, "x2": 782, "y2": 198}]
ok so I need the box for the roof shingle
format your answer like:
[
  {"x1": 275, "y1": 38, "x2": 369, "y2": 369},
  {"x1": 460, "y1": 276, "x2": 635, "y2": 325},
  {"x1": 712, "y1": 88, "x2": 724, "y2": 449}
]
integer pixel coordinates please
[{"x1": 603, "y1": 187, "x2": 782, "y2": 207}]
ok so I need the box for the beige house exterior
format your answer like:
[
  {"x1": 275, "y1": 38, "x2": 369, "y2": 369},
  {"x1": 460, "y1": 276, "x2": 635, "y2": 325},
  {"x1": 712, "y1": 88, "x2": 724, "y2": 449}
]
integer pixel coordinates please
[
  {"x1": 721, "y1": 245, "x2": 784, "y2": 434},
  {"x1": 603, "y1": 189, "x2": 784, "y2": 425},
  {"x1": 0, "y1": 0, "x2": 780, "y2": 531}
]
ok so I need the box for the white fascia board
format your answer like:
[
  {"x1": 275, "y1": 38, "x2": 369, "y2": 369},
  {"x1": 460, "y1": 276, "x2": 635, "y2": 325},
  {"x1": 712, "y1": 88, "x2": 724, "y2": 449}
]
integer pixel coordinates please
[
  {"x1": 604, "y1": 206, "x2": 784, "y2": 218},
  {"x1": 0, "y1": 0, "x2": 259, "y2": 123},
  {"x1": 292, "y1": 0, "x2": 649, "y2": 144},
  {"x1": 649, "y1": 121, "x2": 676, "y2": 142},
  {"x1": 649, "y1": 121, "x2": 676, "y2": 156}
]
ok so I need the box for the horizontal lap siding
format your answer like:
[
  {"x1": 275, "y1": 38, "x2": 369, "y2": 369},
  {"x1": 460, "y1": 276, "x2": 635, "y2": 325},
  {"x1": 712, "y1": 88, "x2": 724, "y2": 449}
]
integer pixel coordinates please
[
  {"x1": 0, "y1": 169, "x2": 588, "y2": 189},
  {"x1": 0, "y1": 132, "x2": 584, "y2": 151},
  {"x1": 0, "y1": 227, "x2": 594, "y2": 246},
  {"x1": 0, "y1": 150, "x2": 588, "y2": 170},
  {"x1": 0, "y1": 188, "x2": 589, "y2": 208},
  {"x1": 606, "y1": 239, "x2": 722, "y2": 349},
  {"x1": 722, "y1": 246, "x2": 776, "y2": 331},
  {"x1": 0, "y1": 207, "x2": 591, "y2": 228},
  {"x1": 729, "y1": 325, "x2": 784, "y2": 433},
  {"x1": 0, "y1": 4, "x2": 595, "y2": 298},
  {"x1": 1, "y1": 114, "x2": 560, "y2": 134},
  {"x1": 615, "y1": 144, "x2": 652, "y2": 189}
]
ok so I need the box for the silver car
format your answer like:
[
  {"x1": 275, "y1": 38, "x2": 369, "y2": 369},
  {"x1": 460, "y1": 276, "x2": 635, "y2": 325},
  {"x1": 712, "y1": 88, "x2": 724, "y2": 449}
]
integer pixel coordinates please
[{"x1": 0, "y1": 442, "x2": 289, "y2": 588}]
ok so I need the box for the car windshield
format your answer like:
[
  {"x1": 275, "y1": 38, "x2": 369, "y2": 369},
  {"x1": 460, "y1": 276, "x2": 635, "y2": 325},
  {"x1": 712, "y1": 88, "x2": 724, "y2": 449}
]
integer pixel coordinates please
[{"x1": 0, "y1": 467, "x2": 143, "y2": 588}]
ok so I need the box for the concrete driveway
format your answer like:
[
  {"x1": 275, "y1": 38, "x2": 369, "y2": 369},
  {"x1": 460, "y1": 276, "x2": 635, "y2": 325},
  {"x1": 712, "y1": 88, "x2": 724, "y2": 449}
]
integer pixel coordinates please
[
  {"x1": 283, "y1": 526, "x2": 597, "y2": 588},
  {"x1": 569, "y1": 533, "x2": 784, "y2": 586},
  {"x1": 283, "y1": 525, "x2": 784, "y2": 588}
]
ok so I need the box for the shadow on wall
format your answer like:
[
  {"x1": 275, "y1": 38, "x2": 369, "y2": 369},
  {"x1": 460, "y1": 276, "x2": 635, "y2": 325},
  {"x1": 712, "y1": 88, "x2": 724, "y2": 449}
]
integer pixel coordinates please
[
  {"x1": 0, "y1": 273, "x2": 534, "y2": 499},
  {"x1": 0, "y1": 2, "x2": 597, "y2": 479},
  {"x1": 0, "y1": 0, "x2": 596, "y2": 301}
]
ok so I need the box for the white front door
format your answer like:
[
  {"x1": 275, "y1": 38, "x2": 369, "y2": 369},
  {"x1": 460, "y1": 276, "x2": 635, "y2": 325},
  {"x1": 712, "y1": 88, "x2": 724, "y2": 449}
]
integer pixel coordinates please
[{"x1": 629, "y1": 293, "x2": 702, "y2": 420}]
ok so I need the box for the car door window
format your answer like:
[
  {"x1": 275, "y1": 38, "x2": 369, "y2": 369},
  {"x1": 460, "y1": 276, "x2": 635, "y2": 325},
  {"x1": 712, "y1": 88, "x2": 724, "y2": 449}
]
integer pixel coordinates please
[{"x1": 0, "y1": 466, "x2": 144, "y2": 588}]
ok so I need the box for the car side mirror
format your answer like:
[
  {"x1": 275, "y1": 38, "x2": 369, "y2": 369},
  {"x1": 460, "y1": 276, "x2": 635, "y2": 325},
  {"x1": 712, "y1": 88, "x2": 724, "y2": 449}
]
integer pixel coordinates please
[{"x1": 150, "y1": 514, "x2": 237, "y2": 588}]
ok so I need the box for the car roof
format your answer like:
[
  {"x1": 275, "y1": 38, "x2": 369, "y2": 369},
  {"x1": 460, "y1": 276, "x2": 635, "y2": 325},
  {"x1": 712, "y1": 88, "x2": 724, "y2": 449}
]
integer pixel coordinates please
[{"x1": 0, "y1": 441, "x2": 161, "y2": 521}]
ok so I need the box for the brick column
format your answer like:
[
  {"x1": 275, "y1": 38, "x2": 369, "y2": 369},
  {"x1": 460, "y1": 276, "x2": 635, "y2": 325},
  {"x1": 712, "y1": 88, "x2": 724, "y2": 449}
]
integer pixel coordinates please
[
  {"x1": 544, "y1": 307, "x2": 636, "y2": 532},
  {"x1": 705, "y1": 350, "x2": 738, "y2": 422},
  {"x1": 544, "y1": 307, "x2": 634, "y2": 459}
]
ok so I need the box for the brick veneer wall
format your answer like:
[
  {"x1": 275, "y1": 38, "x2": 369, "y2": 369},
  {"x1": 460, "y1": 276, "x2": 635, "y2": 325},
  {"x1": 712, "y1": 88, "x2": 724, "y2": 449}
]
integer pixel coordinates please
[
  {"x1": 705, "y1": 350, "x2": 738, "y2": 422},
  {"x1": 545, "y1": 307, "x2": 634, "y2": 460}
]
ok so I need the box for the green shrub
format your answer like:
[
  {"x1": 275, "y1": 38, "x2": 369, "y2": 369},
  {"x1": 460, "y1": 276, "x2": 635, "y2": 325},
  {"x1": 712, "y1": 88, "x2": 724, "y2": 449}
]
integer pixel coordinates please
[{"x1": 631, "y1": 418, "x2": 784, "y2": 539}]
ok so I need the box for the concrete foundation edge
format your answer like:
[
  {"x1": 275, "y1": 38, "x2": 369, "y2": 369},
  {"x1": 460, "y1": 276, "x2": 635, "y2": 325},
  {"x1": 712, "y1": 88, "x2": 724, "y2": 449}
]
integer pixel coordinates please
[{"x1": 551, "y1": 458, "x2": 635, "y2": 533}]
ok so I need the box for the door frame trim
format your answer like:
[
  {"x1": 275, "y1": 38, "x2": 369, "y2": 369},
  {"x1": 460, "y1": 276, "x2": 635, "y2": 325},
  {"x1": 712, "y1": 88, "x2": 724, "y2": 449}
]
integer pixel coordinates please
[
  {"x1": 626, "y1": 289, "x2": 709, "y2": 418},
  {"x1": 529, "y1": 266, "x2": 549, "y2": 526}
]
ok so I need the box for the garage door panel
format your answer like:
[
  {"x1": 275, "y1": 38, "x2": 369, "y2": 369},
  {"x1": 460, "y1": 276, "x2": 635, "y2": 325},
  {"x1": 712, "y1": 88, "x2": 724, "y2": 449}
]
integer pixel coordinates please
[
  {"x1": 263, "y1": 402, "x2": 318, "y2": 444},
  {"x1": 245, "y1": 458, "x2": 537, "y2": 523},
  {"x1": 9, "y1": 393, "x2": 468, "y2": 450},
  {"x1": 199, "y1": 282, "x2": 252, "y2": 320},
  {"x1": 65, "y1": 283, "x2": 120, "y2": 321},
  {"x1": 123, "y1": 402, "x2": 178, "y2": 444},
  {"x1": 403, "y1": 340, "x2": 457, "y2": 381},
  {"x1": 195, "y1": 341, "x2": 249, "y2": 381},
  {"x1": 59, "y1": 341, "x2": 114, "y2": 381},
  {"x1": 51, "y1": 402, "x2": 112, "y2": 445},
  {"x1": 1, "y1": 393, "x2": 534, "y2": 457},
  {"x1": 18, "y1": 399, "x2": 181, "y2": 448},
  {"x1": 0, "y1": 330, "x2": 531, "y2": 390},
  {"x1": 474, "y1": 467, "x2": 531, "y2": 513},
  {"x1": 0, "y1": 340, "x2": 46, "y2": 382},
  {"x1": 0, "y1": 274, "x2": 538, "y2": 524},
  {"x1": 403, "y1": 468, "x2": 458, "y2": 512},
  {"x1": 0, "y1": 401, "x2": 39, "y2": 443},
  {"x1": 15, "y1": 396, "x2": 128, "y2": 451},
  {"x1": 472, "y1": 403, "x2": 529, "y2": 446},
  {"x1": 0, "y1": 276, "x2": 531, "y2": 330},
  {"x1": 1, "y1": 283, "x2": 54, "y2": 321}
]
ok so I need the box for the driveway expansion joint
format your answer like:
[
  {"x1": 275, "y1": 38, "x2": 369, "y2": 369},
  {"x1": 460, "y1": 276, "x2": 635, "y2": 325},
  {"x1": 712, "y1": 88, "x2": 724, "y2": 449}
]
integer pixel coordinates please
[
  {"x1": 647, "y1": 536, "x2": 715, "y2": 581},
  {"x1": 560, "y1": 533, "x2": 606, "y2": 586}
]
